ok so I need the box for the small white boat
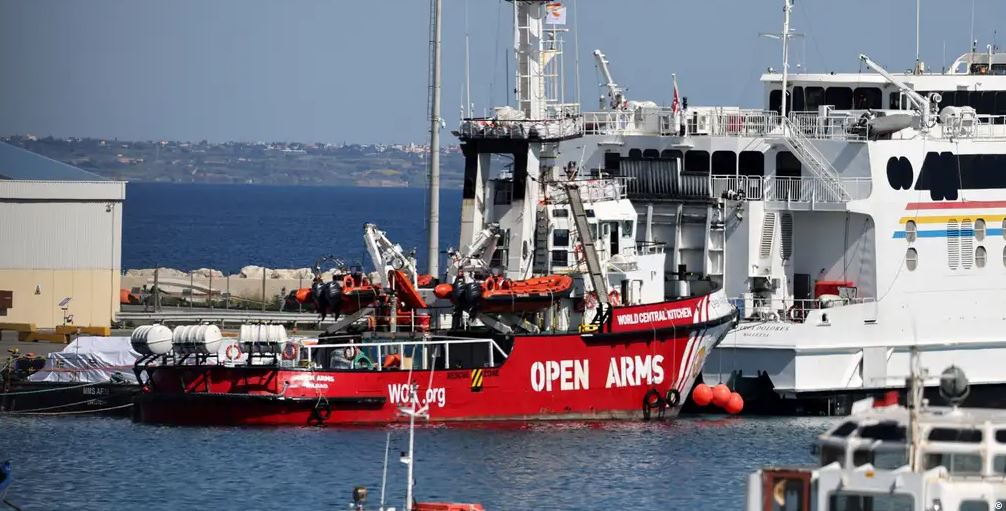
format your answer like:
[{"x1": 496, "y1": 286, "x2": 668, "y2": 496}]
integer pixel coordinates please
[{"x1": 746, "y1": 351, "x2": 1006, "y2": 510}]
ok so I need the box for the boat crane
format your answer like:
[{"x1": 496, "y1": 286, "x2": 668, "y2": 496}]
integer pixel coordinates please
[
  {"x1": 364, "y1": 223, "x2": 419, "y2": 287},
  {"x1": 445, "y1": 223, "x2": 501, "y2": 283}
]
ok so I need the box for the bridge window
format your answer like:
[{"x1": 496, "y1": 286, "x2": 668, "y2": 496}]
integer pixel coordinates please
[
  {"x1": 494, "y1": 182, "x2": 513, "y2": 205},
  {"x1": 776, "y1": 151, "x2": 802, "y2": 177},
  {"x1": 552, "y1": 208, "x2": 568, "y2": 218},
  {"x1": 820, "y1": 444, "x2": 844, "y2": 466},
  {"x1": 923, "y1": 452, "x2": 982, "y2": 475},
  {"x1": 854, "y1": 448, "x2": 908, "y2": 469},
  {"x1": 853, "y1": 87, "x2": 883, "y2": 109},
  {"x1": 928, "y1": 427, "x2": 982, "y2": 443},
  {"x1": 685, "y1": 150, "x2": 710, "y2": 173},
  {"x1": 739, "y1": 151, "x2": 765, "y2": 176},
  {"x1": 906, "y1": 248, "x2": 918, "y2": 271},
  {"x1": 828, "y1": 492, "x2": 913, "y2": 511},
  {"x1": 805, "y1": 87, "x2": 825, "y2": 110},
  {"x1": 712, "y1": 151, "x2": 737, "y2": 176},
  {"x1": 994, "y1": 454, "x2": 1006, "y2": 473},
  {"x1": 825, "y1": 87, "x2": 853, "y2": 110}
]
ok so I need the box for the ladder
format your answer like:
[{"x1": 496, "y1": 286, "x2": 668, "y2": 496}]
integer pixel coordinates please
[
  {"x1": 565, "y1": 184, "x2": 609, "y2": 306},
  {"x1": 531, "y1": 205, "x2": 550, "y2": 275},
  {"x1": 773, "y1": 117, "x2": 850, "y2": 202}
]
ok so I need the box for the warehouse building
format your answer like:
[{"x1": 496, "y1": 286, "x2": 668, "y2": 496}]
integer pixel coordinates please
[{"x1": 0, "y1": 142, "x2": 125, "y2": 333}]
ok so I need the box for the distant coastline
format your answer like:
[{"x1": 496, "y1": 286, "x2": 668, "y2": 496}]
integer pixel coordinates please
[{"x1": 2, "y1": 134, "x2": 465, "y2": 188}]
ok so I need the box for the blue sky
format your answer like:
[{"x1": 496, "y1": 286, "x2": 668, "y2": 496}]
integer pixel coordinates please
[{"x1": 1, "y1": 0, "x2": 1004, "y2": 144}]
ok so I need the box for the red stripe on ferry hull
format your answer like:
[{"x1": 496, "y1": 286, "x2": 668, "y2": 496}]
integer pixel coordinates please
[
  {"x1": 134, "y1": 299, "x2": 735, "y2": 426},
  {"x1": 906, "y1": 200, "x2": 1006, "y2": 210}
]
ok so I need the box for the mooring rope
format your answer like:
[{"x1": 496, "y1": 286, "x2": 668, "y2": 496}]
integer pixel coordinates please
[
  {"x1": 1, "y1": 402, "x2": 132, "y2": 416},
  {"x1": 0, "y1": 382, "x2": 101, "y2": 396}
]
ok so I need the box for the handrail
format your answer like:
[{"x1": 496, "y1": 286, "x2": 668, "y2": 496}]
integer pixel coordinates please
[
  {"x1": 303, "y1": 336, "x2": 510, "y2": 372},
  {"x1": 773, "y1": 117, "x2": 851, "y2": 201}
]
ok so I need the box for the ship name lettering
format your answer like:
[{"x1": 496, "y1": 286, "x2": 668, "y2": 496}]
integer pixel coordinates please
[
  {"x1": 605, "y1": 355, "x2": 665, "y2": 389},
  {"x1": 530, "y1": 359, "x2": 589, "y2": 392},
  {"x1": 615, "y1": 307, "x2": 692, "y2": 327}
]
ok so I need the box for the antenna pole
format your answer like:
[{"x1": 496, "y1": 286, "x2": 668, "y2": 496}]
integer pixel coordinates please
[
  {"x1": 915, "y1": 0, "x2": 921, "y2": 68},
  {"x1": 464, "y1": 0, "x2": 472, "y2": 117},
  {"x1": 780, "y1": 0, "x2": 792, "y2": 127},
  {"x1": 426, "y1": 0, "x2": 443, "y2": 278}
]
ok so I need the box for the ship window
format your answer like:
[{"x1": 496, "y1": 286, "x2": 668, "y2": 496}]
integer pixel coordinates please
[
  {"x1": 889, "y1": 92, "x2": 909, "y2": 110},
  {"x1": 994, "y1": 455, "x2": 1006, "y2": 473},
  {"x1": 832, "y1": 421, "x2": 858, "y2": 437},
  {"x1": 769, "y1": 89, "x2": 782, "y2": 114},
  {"x1": 905, "y1": 221, "x2": 917, "y2": 242},
  {"x1": 906, "y1": 248, "x2": 918, "y2": 271},
  {"x1": 685, "y1": 150, "x2": 710, "y2": 173},
  {"x1": 791, "y1": 86, "x2": 805, "y2": 111},
  {"x1": 820, "y1": 444, "x2": 844, "y2": 466},
  {"x1": 552, "y1": 229, "x2": 570, "y2": 247},
  {"x1": 643, "y1": 149, "x2": 660, "y2": 160},
  {"x1": 976, "y1": 246, "x2": 987, "y2": 268},
  {"x1": 972, "y1": 91, "x2": 995, "y2": 114},
  {"x1": 628, "y1": 148, "x2": 643, "y2": 159},
  {"x1": 997, "y1": 430, "x2": 1006, "y2": 443},
  {"x1": 1003, "y1": 246, "x2": 1006, "y2": 268},
  {"x1": 1003, "y1": 218, "x2": 1006, "y2": 239},
  {"x1": 711, "y1": 151, "x2": 737, "y2": 176},
  {"x1": 928, "y1": 428, "x2": 982, "y2": 443},
  {"x1": 923, "y1": 452, "x2": 982, "y2": 475},
  {"x1": 621, "y1": 220, "x2": 633, "y2": 239},
  {"x1": 552, "y1": 208, "x2": 568, "y2": 218},
  {"x1": 551, "y1": 249, "x2": 569, "y2": 267},
  {"x1": 853, "y1": 87, "x2": 883, "y2": 109},
  {"x1": 490, "y1": 229, "x2": 510, "y2": 268},
  {"x1": 996, "y1": 92, "x2": 1006, "y2": 116},
  {"x1": 494, "y1": 182, "x2": 512, "y2": 205},
  {"x1": 776, "y1": 151, "x2": 802, "y2": 177},
  {"x1": 805, "y1": 87, "x2": 825, "y2": 110},
  {"x1": 828, "y1": 492, "x2": 913, "y2": 511},
  {"x1": 585, "y1": 209, "x2": 595, "y2": 218},
  {"x1": 739, "y1": 151, "x2": 765, "y2": 176},
  {"x1": 859, "y1": 422, "x2": 907, "y2": 441},
  {"x1": 661, "y1": 149, "x2": 682, "y2": 160},
  {"x1": 604, "y1": 152, "x2": 621, "y2": 172},
  {"x1": 854, "y1": 448, "x2": 908, "y2": 469},
  {"x1": 975, "y1": 218, "x2": 986, "y2": 240},
  {"x1": 825, "y1": 87, "x2": 853, "y2": 110},
  {"x1": 961, "y1": 501, "x2": 990, "y2": 511}
]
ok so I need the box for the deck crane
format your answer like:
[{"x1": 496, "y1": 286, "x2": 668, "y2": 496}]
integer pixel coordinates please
[
  {"x1": 593, "y1": 49, "x2": 627, "y2": 110},
  {"x1": 446, "y1": 223, "x2": 501, "y2": 283},
  {"x1": 363, "y1": 223, "x2": 419, "y2": 287}
]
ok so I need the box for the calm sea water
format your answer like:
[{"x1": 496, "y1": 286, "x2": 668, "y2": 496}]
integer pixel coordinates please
[
  {"x1": 0, "y1": 415, "x2": 833, "y2": 510},
  {"x1": 122, "y1": 183, "x2": 462, "y2": 273},
  {"x1": 0, "y1": 183, "x2": 832, "y2": 509}
]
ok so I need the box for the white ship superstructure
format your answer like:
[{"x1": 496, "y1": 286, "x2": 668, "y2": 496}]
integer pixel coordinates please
[{"x1": 455, "y1": 1, "x2": 1006, "y2": 414}]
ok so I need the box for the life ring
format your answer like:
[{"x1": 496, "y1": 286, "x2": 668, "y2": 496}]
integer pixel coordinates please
[
  {"x1": 382, "y1": 353, "x2": 402, "y2": 369},
  {"x1": 281, "y1": 343, "x2": 299, "y2": 361},
  {"x1": 641, "y1": 388, "x2": 665, "y2": 421},
  {"x1": 224, "y1": 344, "x2": 242, "y2": 361},
  {"x1": 665, "y1": 388, "x2": 681, "y2": 408},
  {"x1": 608, "y1": 290, "x2": 621, "y2": 306},
  {"x1": 311, "y1": 400, "x2": 331, "y2": 423},
  {"x1": 342, "y1": 274, "x2": 355, "y2": 288}
]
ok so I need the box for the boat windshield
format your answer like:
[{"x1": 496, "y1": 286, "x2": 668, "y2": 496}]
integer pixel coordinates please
[{"x1": 827, "y1": 492, "x2": 913, "y2": 511}]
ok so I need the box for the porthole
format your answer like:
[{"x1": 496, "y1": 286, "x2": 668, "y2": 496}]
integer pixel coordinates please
[
  {"x1": 1002, "y1": 218, "x2": 1006, "y2": 240},
  {"x1": 905, "y1": 220, "x2": 917, "y2": 242},
  {"x1": 975, "y1": 218, "x2": 986, "y2": 241},
  {"x1": 976, "y1": 246, "x2": 987, "y2": 268},
  {"x1": 906, "y1": 248, "x2": 918, "y2": 271}
]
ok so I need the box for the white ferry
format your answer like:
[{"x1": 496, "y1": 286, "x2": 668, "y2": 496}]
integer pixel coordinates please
[{"x1": 457, "y1": 0, "x2": 1006, "y2": 414}]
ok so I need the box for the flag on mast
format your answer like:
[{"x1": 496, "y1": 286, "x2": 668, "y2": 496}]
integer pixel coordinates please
[
  {"x1": 671, "y1": 74, "x2": 681, "y2": 114},
  {"x1": 545, "y1": 2, "x2": 566, "y2": 25}
]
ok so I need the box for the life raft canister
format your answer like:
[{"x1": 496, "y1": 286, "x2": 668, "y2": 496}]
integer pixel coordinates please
[{"x1": 608, "y1": 289, "x2": 621, "y2": 306}]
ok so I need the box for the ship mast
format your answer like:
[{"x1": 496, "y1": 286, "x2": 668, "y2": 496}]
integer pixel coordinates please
[
  {"x1": 426, "y1": 0, "x2": 443, "y2": 278},
  {"x1": 780, "y1": 0, "x2": 793, "y2": 127}
]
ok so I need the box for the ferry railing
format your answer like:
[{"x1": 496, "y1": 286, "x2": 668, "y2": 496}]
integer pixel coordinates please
[
  {"x1": 457, "y1": 115, "x2": 583, "y2": 141},
  {"x1": 686, "y1": 109, "x2": 781, "y2": 137},
  {"x1": 731, "y1": 295, "x2": 875, "y2": 323},
  {"x1": 711, "y1": 176, "x2": 764, "y2": 200},
  {"x1": 767, "y1": 176, "x2": 872, "y2": 203},
  {"x1": 789, "y1": 112, "x2": 867, "y2": 141},
  {"x1": 582, "y1": 110, "x2": 640, "y2": 135},
  {"x1": 940, "y1": 114, "x2": 1006, "y2": 140},
  {"x1": 302, "y1": 336, "x2": 509, "y2": 372},
  {"x1": 544, "y1": 177, "x2": 629, "y2": 204}
]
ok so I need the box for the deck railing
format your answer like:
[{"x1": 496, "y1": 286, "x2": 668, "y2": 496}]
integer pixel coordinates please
[{"x1": 710, "y1": 176, "x2": 872, "y2": 203}]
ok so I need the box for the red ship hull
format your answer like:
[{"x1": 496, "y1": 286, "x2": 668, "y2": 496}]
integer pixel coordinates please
[{"x1": 134, "y1": 292, "x2": 735, "y2": 426}]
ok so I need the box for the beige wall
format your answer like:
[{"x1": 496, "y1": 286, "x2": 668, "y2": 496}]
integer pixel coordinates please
[{"x1": 0, "y1": 269, "x2": 119, "y2": 329}]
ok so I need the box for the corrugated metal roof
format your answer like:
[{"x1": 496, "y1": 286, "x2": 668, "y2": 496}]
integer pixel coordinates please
[{"x1": 0, "y1": 142, "x2": 105, "y2": 181}]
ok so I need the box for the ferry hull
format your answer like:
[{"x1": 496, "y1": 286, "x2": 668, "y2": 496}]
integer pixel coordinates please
[{"x1": 135, "y1": 295, "x2": 736, "y2": 426}]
